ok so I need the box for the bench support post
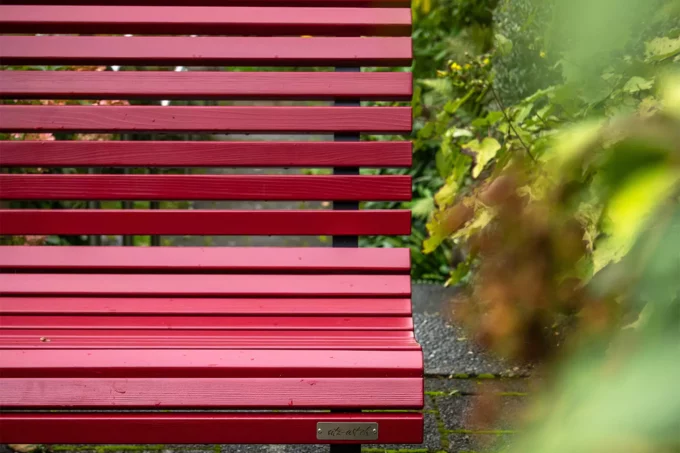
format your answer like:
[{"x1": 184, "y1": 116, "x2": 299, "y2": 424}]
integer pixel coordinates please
[
  {"x1": 330, "y1": 445, "x2": 362, "y2": 453},
  {"x1": 333, "y1": 66, "x2": 360, "y2": 249}
]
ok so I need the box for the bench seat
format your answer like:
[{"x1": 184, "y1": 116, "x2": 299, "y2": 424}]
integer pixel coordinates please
[{"x1": 0, "y1": 246, "x2": 423, "y2": 444}]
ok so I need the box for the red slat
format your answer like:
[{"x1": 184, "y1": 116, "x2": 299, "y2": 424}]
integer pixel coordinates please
[
  {"x1": 0, "y1": 297, "x2": 412, "y2": 316},
  {"x1": 0, "y1": 174, "x2": 412, "y2": 201},
  {"x1": 0, "y1": 329, "x2": 419, "y2": 350},
  {"x1": 0, "y1": 377, "x2": 423, "y2": 409},
  {"x1": 0, "y1": 105, "x2": 411, "y2": 134},
  {"x1": 0, "y1": 210, "x2": 412, "y2": 235},
  {"x1": 0, "y1": 71, "x2": 412, "y2": 101},
  {"x1": 0, "y1": 246, "x2": 410, "y2": 273},
  {"x1": 0, "y1": 6, "x2": 412, "y2": 36},
  {"x1": 0, "y1": 141, "x2": 413, "y2": 168},
  {"x1": 0, "y1": 316, "x2": 413, "y2": 331},
  {"x1": 0, "y1": 105, "x2": 411, "y2": 133},
  {"x1": 0, "y1": 0, "x2": 411, "y2": 6},
  {"x1": 0, "y1": 36, "x2": 412, "y2": 67},
  {"x1": 0, "y1": 413, "x2": 424, "y2": 445},
  {"x1": 0, "y1": 274, "x2": 410, "y2": 297},
  {"x1": 0, "y1": 349, "x2": 424, "y2": 378}
]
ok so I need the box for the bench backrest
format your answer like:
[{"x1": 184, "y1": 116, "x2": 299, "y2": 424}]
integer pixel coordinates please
[{"x1": 0, "y1": 1, "x2": 413, "y2": 243}]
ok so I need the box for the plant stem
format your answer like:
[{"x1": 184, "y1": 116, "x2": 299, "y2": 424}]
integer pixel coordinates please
[{"x1": 490, "y1": 85, "x2": 537, "y2": 162}]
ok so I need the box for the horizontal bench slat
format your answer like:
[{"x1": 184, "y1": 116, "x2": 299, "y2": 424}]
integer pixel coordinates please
[
  {"x1": 0, "y1": 140, "x2": 412, "y2": 168},
  {"x1": 0, "y1": 413, "x2": 424, "y2": 445},
  {"x1": 0, "y1": 0, "x2": 412, "y2": 6},
  {"x1": 0, "y1": 71, "x2": 412, "y2": 101},
  {"x1": 0, "y1": 174, "x2": 412, "y2": 201},
  {"x1": 0, "y1": 6, "x2": 411, "y2": 36},
  {"x1": 0, "y1": 329, "x2": 418, "y2": 350},
  {"x1": 0, "y1": 349, "x2": 423, "y2": 378},
  {"x1": 0, "y1": 106, "x2": 412, "y2": 133},
  {"x1": 0, "y1": 377, "x2": 422, "y2": 409},
  {"x1": 0, "y1": 210, "x2": 412, "y2": 235},
  {"x1": 0, "y1": 274, "x2": 410, "y2": 297},
  {"x1": 0, "y1": 297, "x2": 412, "y2": 316},
  {"x1": 0, "y1": 246, "x2": 410, "y2": 272},
  {"x1": 0, "y1": 36, "x2": 412, "y2": 66},
  {"x1": 0, "y1": 315, "x2": 413, "y2": 331}
]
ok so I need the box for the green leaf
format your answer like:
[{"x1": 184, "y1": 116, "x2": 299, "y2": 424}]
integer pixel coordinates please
[
  {"x1": 471, "y1": 117, "x2": 489, "y2": 128},
  {"x1": 515, "y1": 104, "x2": 534, "y2": 123},
  {"x1": 411, "y1": 197, "x2": 436, "y2": 219},
  {"x1": 623, "y1": 76, "x2": 654, "y2": 94},
  {"x1": 486, "y1": 111, "x2": 504, "y2": 125},
  {"x1": 418, "y1": 121, "x2": 435, "y2": 139},
  {"x1": 452, "y1": 128, "x2": 474, "y2": 138},
  {"x1": 645, "y1": 36, "x2": 680, "y2": 62},
  {"x1": 464, "y1": 138, "x2": 502, "y2": 178},
  {"x1": 444, "y1": 89, "x2": 475, "y2": 115},
  {"x1": 421, "y1": 78, "x2": 453, "y2": 96}
]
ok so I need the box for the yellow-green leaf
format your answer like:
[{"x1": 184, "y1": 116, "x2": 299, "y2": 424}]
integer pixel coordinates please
[
  {"x1": 593, "y1": 166, "x2": 680, "y2": 274},
  {"x1": 434, "y1": 180, "x2": 459, "y2": 209},
  {"x1": 464, "y1": 138, "x2": 501, "y2": 178},
  {"x1": 623, "y1": 76, "x2": 654, "y2": 93},
  {"x1": 645, "y1": 36, "x2": 680, "y2": 62}
]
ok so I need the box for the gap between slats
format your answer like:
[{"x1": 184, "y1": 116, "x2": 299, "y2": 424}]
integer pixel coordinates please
[
  {"x1": 0, "y1": 297, "x2": 412, "y2": 315},
  {"x1": 0, "y1": 315, "x2": 414, "y2": 331},
  {"x1": 0, "y1": 329, "x2": 419, "y2": 350}
]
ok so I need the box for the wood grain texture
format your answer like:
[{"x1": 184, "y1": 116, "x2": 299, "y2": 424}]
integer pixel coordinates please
[
  {"x1": 0, "y1": 174, "x2": 412, "y2": 201},
  {"x1": 0, "y1": 140, "x2": 413, "y2": 168},
  {"x1": 0, "y1": 6, "x2": 412, "y2": 36},
  {"x1": 0, "y1": 315, "x2": 414, "y2": 331},
  {"x1": 0, "y1": 349, "x2": 424, "y2": 378},
  {"x1": 0, "y1": 377, "x2": 423, "y2": 409},
  {"x1": 0, "y1": 71, "x2": 412, "y2": 101},
  {"x1": 0, "y1": 209, "x2": 412, "y2": 236},
  {"x1": 0, "y1": 105, "x2": 412, "y2": 133},
  {"x1": 0, "y1": 246, "x2": 410, "y2": 272},
  {"x1": 0, "y1": 297, "x2": 412, "y2": 316},
  {"x1": 0, "y1": 413, "x2": 424, "y2": 445},
  {"x1": 0, "y1": 274, "x2": 411, "y2": 297},
  {"x1": 0, "y1": 36, "x2": 412, "y2": 67},
  {"x1": 0, "y1": 329, "x2": 419, "y2": 350}
]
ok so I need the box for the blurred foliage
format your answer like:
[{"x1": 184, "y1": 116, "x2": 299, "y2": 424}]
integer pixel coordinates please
[
  {"x1": 422, "y1": 0, "x2": 680, "y2": 282},
  {"x1": 420, "y1": 0, "x2": 680, "y2": 451}
]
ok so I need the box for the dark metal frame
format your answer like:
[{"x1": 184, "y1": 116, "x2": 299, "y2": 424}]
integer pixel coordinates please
[{"x1": 330, "y1": 66, "x2": 362, "y2": 453}]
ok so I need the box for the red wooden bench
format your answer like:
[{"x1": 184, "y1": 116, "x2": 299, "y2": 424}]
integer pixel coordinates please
[{"x1": 0, "y1": 1, "x2": 422, "y2": 451}]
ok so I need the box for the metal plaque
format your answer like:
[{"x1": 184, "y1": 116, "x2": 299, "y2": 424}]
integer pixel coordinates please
[{"x1": 316, "y1": 422, "x2": 379, "y2": 441}]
